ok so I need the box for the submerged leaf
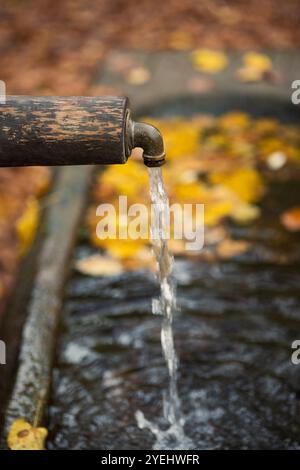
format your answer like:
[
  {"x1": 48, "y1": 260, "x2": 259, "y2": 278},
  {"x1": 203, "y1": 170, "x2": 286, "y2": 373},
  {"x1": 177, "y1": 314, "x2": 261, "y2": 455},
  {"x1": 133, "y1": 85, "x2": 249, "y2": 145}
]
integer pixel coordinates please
[
  {"x1": 210, "y1": 168, "x2": 264, "y2": 203},
  {"x1": 216, "y1": 238, "x2": 250, "y2": 259},
  {"x1": 75, "y1": 254, "x2": 123, "y2": 276}
]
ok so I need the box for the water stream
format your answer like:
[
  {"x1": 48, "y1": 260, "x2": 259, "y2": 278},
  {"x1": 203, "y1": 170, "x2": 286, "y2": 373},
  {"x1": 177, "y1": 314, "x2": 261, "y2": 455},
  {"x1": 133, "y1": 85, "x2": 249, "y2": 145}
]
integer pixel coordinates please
[{"x1": 135, "y1": 167, "x2": 194, "y2": 450}]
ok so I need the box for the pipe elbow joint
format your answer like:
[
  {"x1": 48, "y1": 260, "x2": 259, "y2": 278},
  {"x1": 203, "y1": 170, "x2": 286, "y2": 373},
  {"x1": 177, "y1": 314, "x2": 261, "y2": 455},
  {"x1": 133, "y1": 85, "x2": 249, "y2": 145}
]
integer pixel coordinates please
[{"x1": 129, "y1": 120, "x2": 166, "y2": 167}]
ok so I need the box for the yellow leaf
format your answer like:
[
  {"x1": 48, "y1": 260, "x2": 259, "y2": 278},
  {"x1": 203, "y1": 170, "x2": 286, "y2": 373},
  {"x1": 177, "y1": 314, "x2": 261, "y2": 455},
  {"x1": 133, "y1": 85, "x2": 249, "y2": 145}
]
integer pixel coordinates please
[
  {"x1": 231, "y1": 202, "x2": 260, "y2": 224},
  {"x1": 210, "y1": 168, "x2": 264, "y2": 203},
  {"x1": 173, "y1": 182, "x2": 208, "y2": 203},
  {"x1": 259, "y1": 137, "x2": 284, "y2": 155},
  {"x1": 204, "y1": 200, "x2": 233, "y2": 226},
  {"x1": 164, "y1": 123, "x2": 199, "y2": 160},
  {"x1": 218, "y1": 112, "x2": 251, "y2": 131},
  {"x1": 75, "y1": 254, "x2": 123, "y2": 276},
  {"x1": 7, "y1": 418, "x2": 48, "y2": 450},
  {"x1": 237, "y1": 52, "x2": 273, "y2": 82},
  {"x1": 243, "y1": 52, "x2": 272, "y2": 72},
  {"x1": 216, "y1": 238, "x2": 250, "y2": 259},
  {"x1": 16, "y1": 198, "x2": 39, "y2": 255},
  {"x1": 100, "y1": 160, "x2": 148, "y2": 198},
  {"x1": 236, "y1": 66, "x2": 264, "y2": 83},
  {"x1": 254, "y1": 118, "x2": 279, "y2": 135},
  {"x1": 105, "y1": 239, "x2": 148, "y2": 259},
  {"x1": 191, "y1": 49, "x2": 228, "y2": 74}
]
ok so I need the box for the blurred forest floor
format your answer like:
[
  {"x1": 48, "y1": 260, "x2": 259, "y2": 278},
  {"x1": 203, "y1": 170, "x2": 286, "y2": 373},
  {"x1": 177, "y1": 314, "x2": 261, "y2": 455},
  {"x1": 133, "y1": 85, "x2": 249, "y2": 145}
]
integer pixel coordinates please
[
  {"x1": 1, "y1": 0, "x2": 300, "y2": 95},
  {"x1": 0, "y1": 0, "x2": 300, "y2": 314}
]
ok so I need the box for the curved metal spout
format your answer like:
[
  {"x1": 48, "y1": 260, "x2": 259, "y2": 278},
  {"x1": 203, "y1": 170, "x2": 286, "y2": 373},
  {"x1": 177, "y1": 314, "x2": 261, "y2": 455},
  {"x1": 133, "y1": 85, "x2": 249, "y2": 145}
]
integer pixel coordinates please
[{"x1": 129, "y1": 119, "x2": 166, "y2": 167}]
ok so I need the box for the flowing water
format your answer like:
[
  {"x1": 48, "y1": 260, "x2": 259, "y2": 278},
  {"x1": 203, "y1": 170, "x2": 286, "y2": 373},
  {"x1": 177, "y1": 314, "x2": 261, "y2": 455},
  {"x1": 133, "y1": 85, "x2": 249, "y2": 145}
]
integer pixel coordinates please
[{"x1": 135, "y1": 168, "x2": 194, "y2": 450}]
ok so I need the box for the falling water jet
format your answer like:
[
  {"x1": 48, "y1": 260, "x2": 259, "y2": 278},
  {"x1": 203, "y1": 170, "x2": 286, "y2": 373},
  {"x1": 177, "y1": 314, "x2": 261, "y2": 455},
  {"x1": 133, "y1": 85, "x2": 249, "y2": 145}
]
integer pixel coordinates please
[{"x1": 135, "y1": 167, "x2": 194, "y2": 450}]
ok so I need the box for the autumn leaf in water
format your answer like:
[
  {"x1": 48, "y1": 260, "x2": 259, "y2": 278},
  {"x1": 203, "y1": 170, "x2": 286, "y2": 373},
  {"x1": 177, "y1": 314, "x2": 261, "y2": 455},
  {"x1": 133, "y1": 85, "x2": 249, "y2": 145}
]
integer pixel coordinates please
[
  {"x1": 231, "y1": 202, "x2": 260, "y2": 224},
  {"x1": 210, "y1": 168, "x2": 265, "y2": 203},
  {"x1": 16, "y1": 197, "x2": 39, "y2": 255},
  {"x1": 75, "y1": 254, "x2": 123, "y2": 276},
  {"x1": 98, "y1": 160, "x2": 148, "y2": 199},
  {"x1": 216, "y1": 238, "x2": 250, "y2": 259},
  {"x1": 191, "y1": 49, "x2": 228, "y2": 74},
  {"x1": 218, "y1": 112, "x2": 251, "y2": 131},
  {"x1": 281, "y1": 206, "x2": 300, "y2": 232},
  {"x1": 7, "y1": 418, "x2": 48, "y2": 450},
  {"x1": 163, "y1": 121, "x2": 200, "y2": 160},
  {"x1": 204, "y1": 200, "x2": 233, "y2": 226}
]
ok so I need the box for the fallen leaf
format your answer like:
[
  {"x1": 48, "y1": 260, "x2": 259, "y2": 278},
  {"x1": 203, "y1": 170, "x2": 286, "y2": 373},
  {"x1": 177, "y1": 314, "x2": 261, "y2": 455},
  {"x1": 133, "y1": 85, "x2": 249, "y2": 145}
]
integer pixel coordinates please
[
  {"x1": 164, "y1": 122, "x2": 200, "y2": 160},
  {"x1": 236, "y1": 66, "x2": 265, "y2": 82},
  {"x1": 7, "y1": 418, "x2": 48, "y2": 450},
  {"x1": 243, "y1": 52, "x2": 273, "y2": 72},
  {"x1": 75, "y1": 254, "x2": 123, "y2": 276},
  {"x1": 210, "y1": 168, "x2": 265, "y2": 203},
  {"x1": 16, "y1": 197, "x2": 39, "y2": 254},
  {"x1": 125, "y1": 66, "x2": 150, "y2": 85},
  {"x1": 216, "y1": 238, "x2": 250, "y2": 259},
  {"x1": 191, "y1": 49, "x2": 228, "y2": 74},
  {"x1": 218, "y1": 112, "x2": 251, "y2": 131},
  {"x1": 281, "y1": 206, "x2": 300, "y2": 232},
  {"x1": 231, "y1": 202, "x2": 260, "y2": 224},
  {"x1": 105, "y1": 239, "x2": 149, "y2": 260},
  {"x1": 237, "y1": 52, "x2": 273, "y2": 82},
  {"x1": 204, "y1": 200, "x2": 233, "y2": 226}
]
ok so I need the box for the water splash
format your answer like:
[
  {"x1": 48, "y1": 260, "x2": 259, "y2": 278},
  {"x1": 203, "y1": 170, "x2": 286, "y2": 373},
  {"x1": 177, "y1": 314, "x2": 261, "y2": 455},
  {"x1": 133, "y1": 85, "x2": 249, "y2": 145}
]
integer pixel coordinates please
[{"x1": 135, "y1": 167, "x2": 194, "y2": 450}]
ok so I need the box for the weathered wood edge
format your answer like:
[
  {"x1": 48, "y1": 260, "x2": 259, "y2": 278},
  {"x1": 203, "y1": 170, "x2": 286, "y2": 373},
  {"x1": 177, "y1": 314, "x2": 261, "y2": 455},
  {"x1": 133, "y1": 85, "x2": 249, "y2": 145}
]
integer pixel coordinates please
[{"x1": 0, "y1": 165, "x2": 93, "y2": 448}]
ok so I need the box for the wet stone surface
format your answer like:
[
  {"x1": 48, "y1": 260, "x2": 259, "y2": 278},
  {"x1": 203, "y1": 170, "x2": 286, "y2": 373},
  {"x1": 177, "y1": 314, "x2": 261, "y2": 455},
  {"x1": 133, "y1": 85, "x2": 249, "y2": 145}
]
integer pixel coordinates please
[{"x1": 47, "y1": 181, "x2": 300, "y2": 448}]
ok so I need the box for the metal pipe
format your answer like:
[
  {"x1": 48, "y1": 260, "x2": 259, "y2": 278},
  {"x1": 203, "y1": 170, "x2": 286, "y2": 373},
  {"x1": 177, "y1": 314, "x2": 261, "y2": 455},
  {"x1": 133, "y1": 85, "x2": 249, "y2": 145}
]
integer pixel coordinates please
[
  {"x1": 0, "y1": 96, "x2": 165, "y2": 168},
  {"x1": 129, "y1": 120, "x2": 165, "y2": 167}
]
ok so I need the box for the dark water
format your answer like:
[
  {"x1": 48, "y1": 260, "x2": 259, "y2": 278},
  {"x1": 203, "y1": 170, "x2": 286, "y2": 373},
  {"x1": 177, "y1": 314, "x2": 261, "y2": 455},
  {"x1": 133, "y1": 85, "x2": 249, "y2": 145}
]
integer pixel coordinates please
[{"x1": 47, "y1": 179, "x2": 300, "y2": 450}]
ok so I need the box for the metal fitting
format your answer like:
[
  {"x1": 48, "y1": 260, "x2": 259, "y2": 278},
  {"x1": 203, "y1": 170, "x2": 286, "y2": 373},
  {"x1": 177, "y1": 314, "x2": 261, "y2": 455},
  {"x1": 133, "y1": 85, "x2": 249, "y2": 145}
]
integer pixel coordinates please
[{"x1": 127, "y1": 116, "x2": 166, "y2": 167}]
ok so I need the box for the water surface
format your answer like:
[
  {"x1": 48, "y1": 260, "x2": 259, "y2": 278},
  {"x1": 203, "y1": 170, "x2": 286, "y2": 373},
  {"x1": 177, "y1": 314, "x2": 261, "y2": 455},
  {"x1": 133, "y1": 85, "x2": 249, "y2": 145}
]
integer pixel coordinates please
[{"x1": 48, "y1": 178, "x2": 300, "y2": 449}]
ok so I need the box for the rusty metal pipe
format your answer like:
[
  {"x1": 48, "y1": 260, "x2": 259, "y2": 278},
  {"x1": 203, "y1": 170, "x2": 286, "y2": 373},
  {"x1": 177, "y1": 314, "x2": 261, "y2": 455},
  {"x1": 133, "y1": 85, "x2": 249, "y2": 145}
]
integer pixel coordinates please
[
  {"x1": 0, "y1": 96, "x2": 165, "y2": 167},
  {"x1": 130, "y1": 120, "x2": 165, "y2": 167}
]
